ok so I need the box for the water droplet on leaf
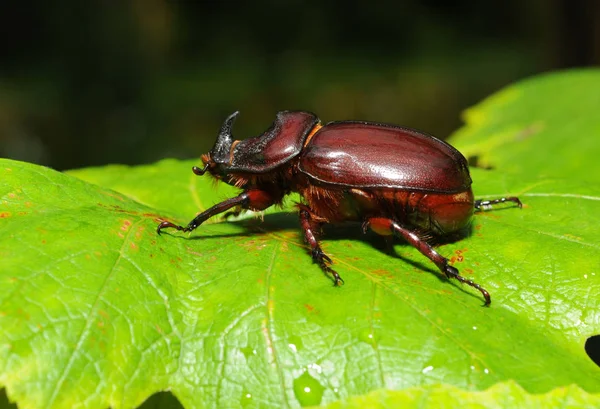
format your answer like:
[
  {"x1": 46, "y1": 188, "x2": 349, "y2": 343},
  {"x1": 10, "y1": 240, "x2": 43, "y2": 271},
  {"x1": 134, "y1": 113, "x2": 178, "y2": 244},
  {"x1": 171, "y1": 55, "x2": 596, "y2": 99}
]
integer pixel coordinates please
[
  {"x1": 240, "y1": 346, "x2": 257, "y2": 360},
  {"x1": 358, "y1": 329, "x2": 377, "y2": 346},
  {"x1": 240, "y1": 391, "x2": 253, "y2": 407},
  {"x1": 293, "y1": 371, "x2": 325, "y2": 407}
]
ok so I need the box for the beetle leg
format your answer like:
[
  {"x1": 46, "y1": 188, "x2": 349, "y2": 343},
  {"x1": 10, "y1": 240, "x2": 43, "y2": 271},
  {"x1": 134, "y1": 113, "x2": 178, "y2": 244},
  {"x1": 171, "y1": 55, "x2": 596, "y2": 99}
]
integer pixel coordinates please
[
  {"x1": 364, "y1": 217, "x2": 491, "y2": 305},
  {"x1": 299, "y1": 208, "x2": 344, "y2": 286},
  {"x1": 157, "y1": 189, "x2": 275, "y2": 234},
  {"x1": 474, "y1": 196, "x2": 522, "y2": 211}
]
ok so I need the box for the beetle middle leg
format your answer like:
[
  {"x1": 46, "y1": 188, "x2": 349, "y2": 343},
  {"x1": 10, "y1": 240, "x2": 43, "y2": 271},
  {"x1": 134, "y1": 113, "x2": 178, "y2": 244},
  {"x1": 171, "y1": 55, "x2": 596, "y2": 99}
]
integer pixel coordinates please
[
  {"x1": 298, "y1": 207, "x2": 344, "y2": 286},
  {"x1": 363, "y1": 217, "x2": 491, "y2": 305},
  {"x1": 157, "y1": 189, "x2": 276, "y2": 234}
]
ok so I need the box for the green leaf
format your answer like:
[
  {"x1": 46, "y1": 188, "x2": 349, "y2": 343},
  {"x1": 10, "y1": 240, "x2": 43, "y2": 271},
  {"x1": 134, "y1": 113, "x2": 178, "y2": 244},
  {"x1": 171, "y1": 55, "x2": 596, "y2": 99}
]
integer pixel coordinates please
[
  {"x1": 449, "y1": 69, "x2": 600, "y2": 180},
  {"x1": 2, "y1": 69, "x2": 600, "y2": 409},
  {"x1": 317, "y1": 382, "x2": 600, "y2": 409},
  {"x1": 66, "y1": 159, "x2": 298, "y2": 222},
  {"x1": 66, "y1": 159, "x2": 239, "y2": 219}
]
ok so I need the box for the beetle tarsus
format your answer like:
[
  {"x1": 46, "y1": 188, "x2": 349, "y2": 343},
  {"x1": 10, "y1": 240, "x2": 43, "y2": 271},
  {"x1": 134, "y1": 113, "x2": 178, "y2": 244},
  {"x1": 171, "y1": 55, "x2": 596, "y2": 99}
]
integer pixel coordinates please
[
  {"x1": 157, "y1": 220, "x2": 198, "y2": 234},
  {"x1": 310, "y1": 245, "x2": 343, "y2": 286},
  {"x1": 157, "y1": 221, "x2": 185, "y2": 234},
  {"x1": 474, "y1": 196, "x2": 522, "y2": 211},
  {"x1": 444, "y1": 264, "x2": 491, "y2": 306}
]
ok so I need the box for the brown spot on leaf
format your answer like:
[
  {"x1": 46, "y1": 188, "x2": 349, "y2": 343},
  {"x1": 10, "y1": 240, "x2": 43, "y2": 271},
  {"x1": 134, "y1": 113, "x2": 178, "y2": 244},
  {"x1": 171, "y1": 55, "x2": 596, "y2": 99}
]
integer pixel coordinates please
[
  {"x1": 451, "y1": 249, "x2": 466, "y2": 263},
  {"x1": 304, "y1": 304, "x2": 318, "y2": 314},
  {"x1": 515, "y1": 122, "x2": 544, "y2": 140},
  {"x1": 101, "y1": 191, "x2": 125, "y2": 201},
  {"x1": 370, "y1": 269, "x2": 393, "y2": 278},
  {"x1": 477, "y1": 212, "x2": 501, "y2": 220},
  {"x1": 241, "y1": 238, "x2": 268, "y2": 252},
  {"x1": 186, "y1": 248, "x2": 203, "y2": 257},
  {"x1": 0, "y1": 212, "x2": 11, "y2": 218}
]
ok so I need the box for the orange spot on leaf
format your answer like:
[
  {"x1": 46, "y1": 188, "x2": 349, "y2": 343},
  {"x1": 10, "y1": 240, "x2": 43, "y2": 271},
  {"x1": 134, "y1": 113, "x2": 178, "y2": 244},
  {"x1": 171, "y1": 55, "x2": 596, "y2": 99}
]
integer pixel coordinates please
[
  {"x1": 304, "y1": 304, "x2": 318, "y2": 314},
  {"x1": 120, "y1": 220, "x2": 132, "y2": 231},
  {"x1": 370, "y1": 269, "x2": 393, "y2": 278}
]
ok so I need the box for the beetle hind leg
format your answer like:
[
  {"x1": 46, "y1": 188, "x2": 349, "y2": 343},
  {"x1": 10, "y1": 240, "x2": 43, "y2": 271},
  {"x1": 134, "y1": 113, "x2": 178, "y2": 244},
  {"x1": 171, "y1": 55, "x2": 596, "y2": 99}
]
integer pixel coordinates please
[
  {"x1": 474, "y1": 196, "x2": 522, "y2": 211},
  {"x1": 363, "y1": 217, "x2": 491, "y2": 305},
  {"x1": 299, "y1": 207, "x2": 344, "y2": 286}
]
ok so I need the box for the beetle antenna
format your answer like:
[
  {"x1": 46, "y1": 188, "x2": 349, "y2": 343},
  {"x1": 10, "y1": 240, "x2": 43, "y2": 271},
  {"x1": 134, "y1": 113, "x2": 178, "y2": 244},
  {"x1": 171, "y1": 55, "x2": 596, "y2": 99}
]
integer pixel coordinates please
[{"x1": 192, "y1": 164, "x2": 209, "y2": 175}]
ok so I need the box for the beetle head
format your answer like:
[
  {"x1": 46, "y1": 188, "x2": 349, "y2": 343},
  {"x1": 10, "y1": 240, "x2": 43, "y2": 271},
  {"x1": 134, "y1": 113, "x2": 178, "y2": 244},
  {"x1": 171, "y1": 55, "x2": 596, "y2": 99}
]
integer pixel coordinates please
[{"x1": 197, "y1": 111, "x2": 239, "y2": 179}]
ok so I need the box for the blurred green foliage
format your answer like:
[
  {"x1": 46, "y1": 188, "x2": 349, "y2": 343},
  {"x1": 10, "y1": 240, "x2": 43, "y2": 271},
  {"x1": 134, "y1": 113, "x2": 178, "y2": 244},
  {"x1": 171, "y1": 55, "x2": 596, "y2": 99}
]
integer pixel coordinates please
[{"x1": 0, "y1": 0, "x2": 598, "y2": 169}]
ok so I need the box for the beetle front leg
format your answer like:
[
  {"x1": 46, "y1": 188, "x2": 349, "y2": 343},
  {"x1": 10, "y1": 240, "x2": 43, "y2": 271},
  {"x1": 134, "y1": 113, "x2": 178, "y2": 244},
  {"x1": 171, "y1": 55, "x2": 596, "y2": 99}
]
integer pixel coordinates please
[
  {"x1": 157, "y1": 189, "x2": 276, "y2": 234},
  {"x1": 363, "y1": 217, "x2": 491, "y2": 305},
  {"x1": 299, "y1": 208, "x2": 344, "y2": 286}
]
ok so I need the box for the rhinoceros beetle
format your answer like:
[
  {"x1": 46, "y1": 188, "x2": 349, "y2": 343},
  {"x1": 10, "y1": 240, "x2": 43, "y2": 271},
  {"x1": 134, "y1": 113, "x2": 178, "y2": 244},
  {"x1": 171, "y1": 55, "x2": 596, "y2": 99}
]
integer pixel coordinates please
[{"x1": 157, "y1": 111, "x2": 521, "y2": 305}]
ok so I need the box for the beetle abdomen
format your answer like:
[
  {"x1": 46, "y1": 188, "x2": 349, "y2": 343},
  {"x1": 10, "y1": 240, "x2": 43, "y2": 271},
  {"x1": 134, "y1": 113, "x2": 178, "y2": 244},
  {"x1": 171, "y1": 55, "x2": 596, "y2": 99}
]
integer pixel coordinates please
[
  {"x1": 299, "y1": 183, "x2": 474, "y2": 235},
  {"x1": 299, "y1": 122, "x2": 472, "y2": 193}
]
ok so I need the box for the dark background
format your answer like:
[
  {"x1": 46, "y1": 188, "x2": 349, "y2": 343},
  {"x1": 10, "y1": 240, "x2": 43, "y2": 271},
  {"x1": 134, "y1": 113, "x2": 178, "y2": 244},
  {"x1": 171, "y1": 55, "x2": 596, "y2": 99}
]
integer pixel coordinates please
[{"x1": 1, "y1": 0, "x2": 599, "y2": 171}]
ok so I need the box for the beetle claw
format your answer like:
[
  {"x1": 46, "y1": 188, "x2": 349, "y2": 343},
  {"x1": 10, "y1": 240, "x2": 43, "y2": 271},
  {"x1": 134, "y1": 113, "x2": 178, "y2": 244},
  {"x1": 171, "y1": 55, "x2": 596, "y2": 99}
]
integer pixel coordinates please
[
  {"x1": 444, "y1": 264, "x2": 491, "y2": 306},
  {"x1": 332, "y1": 272, "x2": 345, "y2": 286},
  {"x1": 323, "y1": 264, "x2": 344, "y2": 287}
]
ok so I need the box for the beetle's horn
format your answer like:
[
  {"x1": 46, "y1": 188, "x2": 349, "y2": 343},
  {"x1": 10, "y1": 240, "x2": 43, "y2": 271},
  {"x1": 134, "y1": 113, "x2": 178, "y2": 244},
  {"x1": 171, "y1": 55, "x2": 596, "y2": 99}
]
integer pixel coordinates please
[{"x1": 211, "y1": 111, "x2": 239, "y2": 164}]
